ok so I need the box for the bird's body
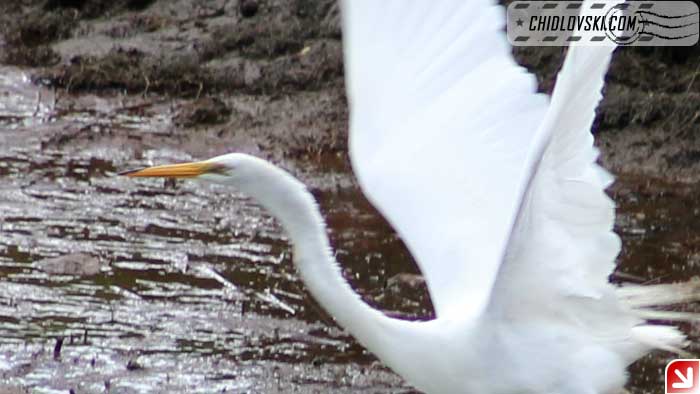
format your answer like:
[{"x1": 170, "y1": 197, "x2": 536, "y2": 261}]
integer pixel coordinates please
[{"x1": 123, "y1": 0, "x2": 697, "y2": 393}]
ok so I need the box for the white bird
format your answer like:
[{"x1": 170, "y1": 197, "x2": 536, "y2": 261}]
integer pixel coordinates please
[{"x1": 122, "y1": 1, "x2": 697, "y2": 393}]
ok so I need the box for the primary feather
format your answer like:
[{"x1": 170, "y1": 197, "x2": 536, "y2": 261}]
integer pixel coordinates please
[
  {"x1": 489, "y1": 26, "x2": 623, "y2": 319},
  {"x1": 342, "y1": 0, "x2": 548, "y2": 320}
]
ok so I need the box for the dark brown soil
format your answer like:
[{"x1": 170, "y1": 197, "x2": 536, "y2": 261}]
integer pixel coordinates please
[
  {"x1": 512, "y1": 44, "x2": 700, "y2": 181},
  {"x1": 2, "y1": 0, "x2": 699, "y2": 181},
  {"x1": 1, "y1": 0, "x2": 342, "y2": 95}
]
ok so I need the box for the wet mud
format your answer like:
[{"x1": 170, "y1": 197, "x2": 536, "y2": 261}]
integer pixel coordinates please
[
  {"x1": 0, "y1": 1, "x2": 699, "y2": 393},
  {"x1": 0, "y1": 65, "x2": 421, "y2": 393}
]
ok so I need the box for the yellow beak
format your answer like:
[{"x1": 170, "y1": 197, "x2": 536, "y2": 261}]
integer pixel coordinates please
[{"x1": 120, "y1": 160, "x2": 218, "y2": 178}]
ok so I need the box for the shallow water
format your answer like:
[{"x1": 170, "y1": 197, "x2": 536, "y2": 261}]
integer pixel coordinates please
[{"x1": 0, "y1": 67, "x2": 698, "y2": 393}]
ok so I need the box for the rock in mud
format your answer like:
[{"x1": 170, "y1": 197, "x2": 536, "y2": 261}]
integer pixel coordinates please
[{"x1": 33, "y1": 253, "x2": 106, "y2": 276}]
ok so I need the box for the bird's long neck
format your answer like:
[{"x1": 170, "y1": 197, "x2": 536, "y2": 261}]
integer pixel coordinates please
[{"x1": 243, "y1": 162, "x2": 405, "y2": 354}]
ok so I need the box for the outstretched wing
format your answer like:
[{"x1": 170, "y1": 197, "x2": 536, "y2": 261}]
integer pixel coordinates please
[
  {"x1": 488, "y1": 6, "x2": 623, "y2": 321},
  {"x1": 340, "y1": 0, "x2": 549, "y2": 319}
]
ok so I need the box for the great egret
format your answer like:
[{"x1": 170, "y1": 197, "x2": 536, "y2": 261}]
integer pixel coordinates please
[{"x1": 122, "y1": 0, "x2": 697, "y2": 393}]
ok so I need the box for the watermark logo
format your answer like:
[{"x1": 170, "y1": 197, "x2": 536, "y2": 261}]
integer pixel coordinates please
[
  {"x1": 666, "y1": 359, "x2": 700, "y2": 394},
  {"x1": 507, "y1": 1, "x2": 699, "y2": 46}
]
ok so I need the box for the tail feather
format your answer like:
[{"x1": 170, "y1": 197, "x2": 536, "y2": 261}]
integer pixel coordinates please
[
  {"x1": 617, "y1": 279, "x2": 700, "y2": 357},
  {"x1": 633, "y1": 309, "x2": 700, "y2": 322},
  {"x1": 618, "y1": 278, "x2": 700, "y2": 308},
  {"x1": 631, "y1": 325, "x2": 691, "y2": 357}
]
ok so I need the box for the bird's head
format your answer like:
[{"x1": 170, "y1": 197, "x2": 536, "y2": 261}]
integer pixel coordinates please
[
  {"x1": 120, "y1": 152, "x2": 306, "y2": 213},
  {"x1": 120, "y1": 153, "x2": 272, "y2": 187},
  {"x1": 121, "y1": 152, "x2": 315, "y2": 229}
]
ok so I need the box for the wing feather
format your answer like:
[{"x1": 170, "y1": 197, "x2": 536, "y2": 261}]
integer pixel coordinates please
[
  {"x1": 488, "y1": 4, "x2": 627, "y2": 323},
  {"x1": 341, "y1": 0, "x2": 549, "y2": 319}
]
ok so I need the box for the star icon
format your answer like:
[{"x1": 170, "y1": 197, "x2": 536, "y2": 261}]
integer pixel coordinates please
[{"x1": 516, "y1": 18, "x2": 524, "y2": 27}]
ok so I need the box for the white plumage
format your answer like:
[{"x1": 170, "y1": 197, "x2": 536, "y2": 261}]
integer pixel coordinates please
[
  {"x1": 344, "y1": 0, "x2": 549, "y2": 321},
  {"x1": 124, "y1": 0, "x2": 696, "y2": 393}
]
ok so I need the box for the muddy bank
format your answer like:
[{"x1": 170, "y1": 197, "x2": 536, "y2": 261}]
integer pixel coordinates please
[
  {"x1": 515, "y1": 44, "x2": 700, "y2": 182},
  {"x1": 0, "y1": 1, "x2": 699, "y2": 393},
  {"x1": 1, "y1": 0, "x2": 348, "y2": 181},
  {"x1": 1, "y1": 1, "x2": 700, "y2": 181}
]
